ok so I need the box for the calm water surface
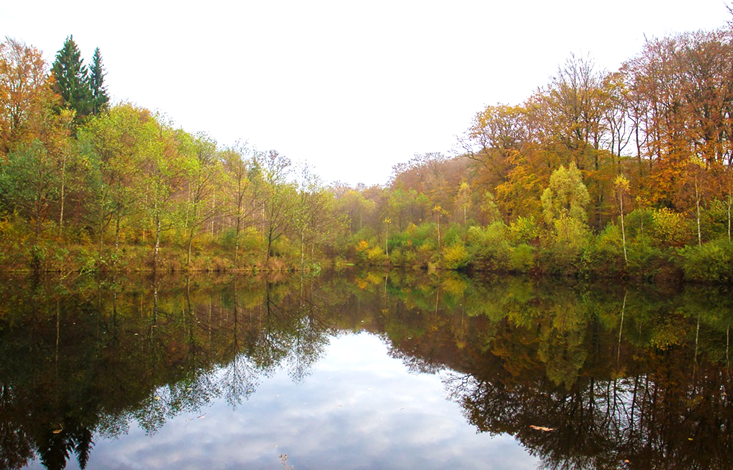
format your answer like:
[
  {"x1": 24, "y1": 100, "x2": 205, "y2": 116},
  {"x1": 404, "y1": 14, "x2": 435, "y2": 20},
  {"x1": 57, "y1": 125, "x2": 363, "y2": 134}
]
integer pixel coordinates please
[{"x1": 1, "y1": 272, "x2": 732, "y2": 469}]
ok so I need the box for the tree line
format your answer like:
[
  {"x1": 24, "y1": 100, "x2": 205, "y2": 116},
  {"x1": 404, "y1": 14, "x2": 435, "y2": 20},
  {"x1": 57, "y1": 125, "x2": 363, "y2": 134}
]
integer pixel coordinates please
[
  {"x1": 1, "y1": 23, "x2": 733, "y2": 281},
  {"x1": 0, "y1": 36, "x2": 343, "y2": 273},
  {"x1": 341, "y1": 22, "x2": 733, "y2": 283}
]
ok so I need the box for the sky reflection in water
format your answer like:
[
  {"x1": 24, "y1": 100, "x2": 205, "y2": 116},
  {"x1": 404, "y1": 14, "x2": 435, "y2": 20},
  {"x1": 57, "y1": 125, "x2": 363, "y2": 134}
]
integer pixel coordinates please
[
  {"x1": 31, "y1": 333, "x2": 535, "y2": 470},
  {"x1": 11, "y1": 273, "x2": 733, "y2": 469}
]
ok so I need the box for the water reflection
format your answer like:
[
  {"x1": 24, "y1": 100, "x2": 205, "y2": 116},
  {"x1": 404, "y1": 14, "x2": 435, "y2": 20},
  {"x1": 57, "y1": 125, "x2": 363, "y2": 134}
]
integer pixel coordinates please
[{"x1": 0, "y1": 272, "x2": 732, "y2": 469}]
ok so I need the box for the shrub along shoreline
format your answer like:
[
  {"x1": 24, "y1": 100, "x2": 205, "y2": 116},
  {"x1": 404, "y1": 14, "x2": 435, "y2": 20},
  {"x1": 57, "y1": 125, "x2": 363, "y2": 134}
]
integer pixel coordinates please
[{"x1": 2, "y1": 218, "x2": 731, "y2": 286}]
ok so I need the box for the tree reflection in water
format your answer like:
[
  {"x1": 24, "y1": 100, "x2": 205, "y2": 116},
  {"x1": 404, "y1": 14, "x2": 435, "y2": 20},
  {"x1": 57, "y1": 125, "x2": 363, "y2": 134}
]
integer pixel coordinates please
[{"x1": 0, "y1": 271, "x2": 731, "y2": 469}]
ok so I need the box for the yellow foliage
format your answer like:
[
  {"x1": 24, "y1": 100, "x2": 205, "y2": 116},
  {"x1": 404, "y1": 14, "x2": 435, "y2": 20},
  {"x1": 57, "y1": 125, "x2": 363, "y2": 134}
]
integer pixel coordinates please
[
  {"x1": 442, "y1": 243, "x2": 469, "y2": 270},
  {"x1": 366, "y1": 246, "x2": 387, "y2": 263}
]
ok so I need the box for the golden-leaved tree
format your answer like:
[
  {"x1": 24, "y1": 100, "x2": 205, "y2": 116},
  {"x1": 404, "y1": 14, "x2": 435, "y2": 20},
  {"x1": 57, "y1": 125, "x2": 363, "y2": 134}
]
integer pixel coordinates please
[{"x1": 541, "y1": 162, "x2": 591, "y2": 266}]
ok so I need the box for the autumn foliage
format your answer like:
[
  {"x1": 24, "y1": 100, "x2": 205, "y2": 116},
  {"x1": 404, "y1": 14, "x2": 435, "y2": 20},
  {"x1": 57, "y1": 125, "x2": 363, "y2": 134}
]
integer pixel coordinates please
[
  {"x1": 337, "y1": 24, "x2": 733, "y2": 282},
  {"x1": 2, "y1": 23, "x2": 733, "y2": 281}
]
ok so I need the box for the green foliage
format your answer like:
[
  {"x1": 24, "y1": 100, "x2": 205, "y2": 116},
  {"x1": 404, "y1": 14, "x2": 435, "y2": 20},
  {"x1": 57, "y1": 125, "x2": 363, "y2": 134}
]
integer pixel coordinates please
[
  {"x1": 220, "y1": 228, "x2": 238, "y2": 250},
  {"x1": 442, "y1": 224, "x2": 463, "y2": 247},
  {"x1": 441, "y1": 241, "x2": 470, "y2": 270},
  {"x1": 679, "y1": 239, "x2": 733, "y2": 283},
  {"x1": 541, "y1": 215, "x2": 591, "y2": 274},
  {"x1": 383, "y1": 222, "x2": 440, "y2": 267},
  {"x1": 222, "y1": 227, "x2": 264, "y2": 255},
  {"x1": 509, "y1": 243, "x2": 535, "y2": 272},
  {"x1": 4, "y1": 31, "x2": 733, "y2": 280},
  {"x1": 366, "y1": 245, "x2": 388, "y2": 264},
  {"x1": 541, "y1": 163, "x2": 590, "y2": 225},
  {"x1": 28, "y1": 243, "x2": 46, "y2": 271},
  {"x1": 649, "y1": 208, "x2": 691, "y2": 249},
  {"x1": 466, "y1": 222, "x2": 512, "y2": 270},
  {"x1": 88, "y1": 48, "x2": 109, "y2": 115},
  {"x1": 413, "y1": 222, "x2": 436, "y2": 243},
  {"x1": 0, "y1": 140, "x2": 59, "y2": 241},
  {"x1": 386, "y1": 187, "x2": 431, "y2": 230},
  {"x1": 388, "y1": 247, "x2": 406, "y2": 266},
  {"x1": 77, "y1": 248, "x2": 99, "y2": 274},
  {"x1": 480, "y1": 190, "x2": 501, "y2": 223},
  {"x1": 701, "y1": 199, "x2": 730, "y2": 240},
  {"x1": 1, "y1": 140, "x2": 51, "y2": 206},
  {"x1": 538, "y1": 164, "x2": 592, "y2": 274},
  {"x1": 51, "y1": 36, "x2": 92, "y2": 120},
  {"x1": 625, "y1": 240, "x2": 667, "y2": 280},
  {"x1": 415, "y1": 239, "x2": 437, "y2": 267},
  {"x1": 3, "y1": 271, "x2": 733, "y2": 469},
  {"x1": 508, "y1": 216, "x2": 539, "y2": 245},
  {"x1": 582, "y1": 223, "x2": 625, "y2": 274},
  {"x1": 624, "y1": 208, "x2": 654, "y2": 240},
  {"x1": 270, "y1": 234, "x2": 298, "y2": 260},
  {"x1": 387, "y1": 230, "x2": 417, "y2": 252}
]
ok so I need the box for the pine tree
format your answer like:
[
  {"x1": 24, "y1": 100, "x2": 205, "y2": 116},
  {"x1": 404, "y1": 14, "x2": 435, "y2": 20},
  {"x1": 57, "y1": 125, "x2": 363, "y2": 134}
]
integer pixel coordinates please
[
  {"x1": 89, "y1": 47, "x2": 109, "y2": 114},
  {"x1": 51, "y1": 35, "x2": 92, "y2": 120}
]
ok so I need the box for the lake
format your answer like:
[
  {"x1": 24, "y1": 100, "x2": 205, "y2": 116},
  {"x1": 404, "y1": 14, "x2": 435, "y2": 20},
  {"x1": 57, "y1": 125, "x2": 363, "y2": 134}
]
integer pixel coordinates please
[{"x1": 1, "y1": 271, "x2": 732, "y2": 469}]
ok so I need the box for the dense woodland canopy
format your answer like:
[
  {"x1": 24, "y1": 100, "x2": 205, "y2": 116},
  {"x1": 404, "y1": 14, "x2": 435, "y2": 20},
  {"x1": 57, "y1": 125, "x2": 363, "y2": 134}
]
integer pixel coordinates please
[{"x1": 2, "y1": 23, "x2": 733, "y2": 282}]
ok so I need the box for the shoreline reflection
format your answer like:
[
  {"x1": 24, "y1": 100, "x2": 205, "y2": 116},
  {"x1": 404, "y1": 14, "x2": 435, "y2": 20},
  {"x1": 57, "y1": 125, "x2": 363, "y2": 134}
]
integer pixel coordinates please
[{"x1": 0, "y1": 272, "x2": 731, "y2": 469}]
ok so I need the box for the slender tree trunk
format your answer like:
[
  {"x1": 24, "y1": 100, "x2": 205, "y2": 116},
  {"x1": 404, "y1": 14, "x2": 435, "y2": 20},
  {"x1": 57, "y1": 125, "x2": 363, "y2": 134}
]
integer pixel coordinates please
[
  {"x1": 55, "y1": 300, "x2": 60, "y2": 371},
  {"x1": 33, "y1": 191, "x2": 43, "y2": 246},
  {"x1": 153, "y1": 215, "x2": 161, "y2": 273},
  {"x1": 695, "y1": 175, "x2": 702, "y2": 247},
  {"x1": 187, "y1": 231, "x2": 194, "y2": 267},
  {"x1": 234, "y1": 188, "x2": 243, "y2": 266},
  {"x1": 620, "y1": 193, "x2": 627, "y2": 265},
  {"x1": 640, "y1": 209, "x2": 645, "y2": 241},
  {"x1": 266, "y1": 229, "x2": 273, "y2": 266},
  {"x1": 114, "y1": 215, "x2": 121, "y2": 264},
  {"x1": 234, "y1": 214, "x2": 241, "y2": 266},
  {"x1": 186, "y1": 199, "x2": 197, "y2": 267},
  {"x1": 629, "y1": 375, "x2": 639, "y2": 439},
  {"x1": 635, "y1": 118, "x2": 643, "y2": 179},
  {"x1": 98, "y1": 198, "x2": 105, "y2": 259},
  {"x1": 436, "y1": 215, "x2": 442, "y2": 250},
  {"x1": 265, "y1": 198, "x2": 273, "y2": 266},
  {"x1": 693, "y1": 311, "x2": 701, "y2": 382},
  {"x1": 617, "y1": 292, "x2": 627, "y2": 364},
  {"x1": 727, "y1": 193, "x2": 731, "y2": 243},
  {"x1": 300, "y1": 230, "x2": 305, "y2": 269},
  {"x1": 233, "y1": 277, "x2": 240, "y2": 350},
  {"x1": 59, "y1": 153, "x2": 66, "y2": 235},
  {"x1": 151, "y1": 278, "x2": 159, "y2": 339},
  {"x1": 727, "y1": 325, "x2": 730, "y2": 375},
  {"x1": 142, "y1": 195, "x2": 147, "y2": 244},
  {"x1": 211, "y1": 191, "x2": 216, "y2": 237}
]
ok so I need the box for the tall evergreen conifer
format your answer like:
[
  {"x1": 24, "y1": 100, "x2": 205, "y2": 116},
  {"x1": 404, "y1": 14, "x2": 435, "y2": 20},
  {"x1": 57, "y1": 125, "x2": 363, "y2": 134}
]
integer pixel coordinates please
[
  {"x1": 89, "y1": 47, "x2": 109, "y2": 114},
  {"x1": 51, "y1": 35, "x2": 92, "y2": 120}
]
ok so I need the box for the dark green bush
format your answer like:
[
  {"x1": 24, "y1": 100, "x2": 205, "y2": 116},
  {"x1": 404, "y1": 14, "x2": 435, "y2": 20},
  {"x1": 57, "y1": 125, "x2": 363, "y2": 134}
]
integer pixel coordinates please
[{"x1": 680, "y1": 239, "x2": 733, "y2": 283}]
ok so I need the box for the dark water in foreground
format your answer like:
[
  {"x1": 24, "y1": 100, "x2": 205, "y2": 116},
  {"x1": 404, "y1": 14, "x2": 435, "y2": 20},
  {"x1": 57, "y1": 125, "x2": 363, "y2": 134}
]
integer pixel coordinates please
[{"x1": 1, "y1": 271, "x2": 732, "y2": 469}]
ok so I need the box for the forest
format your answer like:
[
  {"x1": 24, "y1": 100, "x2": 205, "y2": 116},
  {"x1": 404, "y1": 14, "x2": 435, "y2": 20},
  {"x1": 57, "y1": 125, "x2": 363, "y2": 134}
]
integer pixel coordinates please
[{"x1": 1, "y1": 24, "x2": 733, "y2": 282}]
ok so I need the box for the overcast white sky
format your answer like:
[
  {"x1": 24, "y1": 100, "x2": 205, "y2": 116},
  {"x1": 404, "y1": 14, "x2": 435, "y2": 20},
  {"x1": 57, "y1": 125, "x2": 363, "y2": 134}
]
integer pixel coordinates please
[{"x1": 1, "y1": 1, "x2": 729, "y2": 186}]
